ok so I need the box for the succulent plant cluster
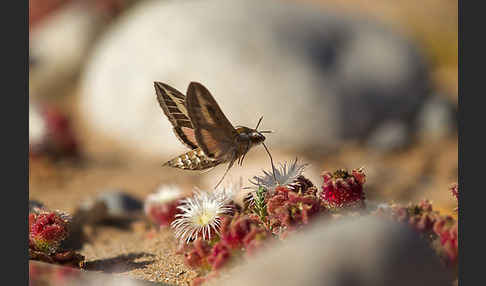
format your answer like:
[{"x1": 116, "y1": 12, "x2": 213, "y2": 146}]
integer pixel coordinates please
[
  {"x1": 265, "y1": 185, "x2": 322, "y2": 234},
  {"x1": 450, "y1": 183, "x2": 459, "y2": 201},
  {"x1": 162, "y1": 160, "x2": 459, "y2": 285},
  {"x1": 167, "y1": 160, "x2": 373, "y2": 285},
  {"x1": 29, "y1": 210, "x2": 71, "y2": 255},
  {"x1": 320, "y1": 168, "x2": 366, "y2": 209},
  {"x1": 178, "y1": 214, "x2": 271, "y2": 286},
  {"x1": 28, "y1": 209, "x2": 84, "y2": 268},
  {"x1": 181, "y1": 214, "x2": 269, "y2": 270}
]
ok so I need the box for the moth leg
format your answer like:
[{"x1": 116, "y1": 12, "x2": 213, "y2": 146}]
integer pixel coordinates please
[
  {"x1": 200, "y1": 166, "x2": 216, "y2": 174},
  {"x1": 214, "y1": 158, "x2": 236, "y2": 189}
]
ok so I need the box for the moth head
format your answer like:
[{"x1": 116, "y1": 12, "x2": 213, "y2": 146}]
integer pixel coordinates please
[
  {"x1": 237, "y1": 116, "x2": 277, "y2": 183},
  {"x1": 236, "y1": 117, "x2": 272, "y2": 145},
  {"x1": 249, "y1": 130, "x2": 266, "y2": 145}
]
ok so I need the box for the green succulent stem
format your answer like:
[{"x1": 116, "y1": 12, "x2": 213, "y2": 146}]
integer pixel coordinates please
[{"x1": 254, "y1": 186, "x2": 268, "y2": 228}]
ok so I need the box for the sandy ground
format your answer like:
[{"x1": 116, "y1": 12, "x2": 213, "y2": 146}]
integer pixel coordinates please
[{"x1": 29, "y1": 133, "x2": 457, "y2": 285}]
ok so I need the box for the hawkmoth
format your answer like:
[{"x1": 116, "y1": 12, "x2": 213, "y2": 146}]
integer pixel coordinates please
[{"x1": 154, "y1": 81, "x2": 275, "y2": 188}]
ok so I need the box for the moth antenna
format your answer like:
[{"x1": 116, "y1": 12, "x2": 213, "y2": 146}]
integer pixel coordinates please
[
  {"x1": 262, "y1": 142, "x2": 277, "y2": 183},
  {"x1": 255, "y1": 116, "x2": 264, "y2": 130}
]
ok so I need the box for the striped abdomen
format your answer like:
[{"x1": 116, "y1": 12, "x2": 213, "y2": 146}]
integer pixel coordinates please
[{"x1": 163, "y1": 148, "x2": 224, "y2": 170}]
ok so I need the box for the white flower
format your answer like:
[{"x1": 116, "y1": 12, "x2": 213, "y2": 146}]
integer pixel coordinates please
[
  {"x1": 145, "y1": 185, "x2": 183, "y2": 205},
  {"x1": 249, "y1": 158, "x2": 308, "y2": 194},
  {"x1": 171, "y1": 189, "x2": 233, "y2": 243},
  {"x1": 144, "y1": 185, "x2": 183, "y2": 214}
]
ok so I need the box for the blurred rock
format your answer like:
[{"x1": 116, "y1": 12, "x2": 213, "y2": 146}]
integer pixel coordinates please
[
  {"x1": 366, "y1": 120, "x2": 410, "y2": 151},
  {"x1": 67, "y1": 190, "x2": 143, "y2": 249},
  {"x1": 79, "y1": 0, "x2": 431, "y2": 159},
  {"x1": 416, "y1": 95, "x2": 457, "y2": 141},
  {"x1": 97, "y1": 190, "x2": 143, "y2": 218},
  {"x1": 29, "y1": 200, "x2": 45, "y2": 212},
  {"x1": 29, "y1": 3, "x2": 106, "y2": 100},
  {"x1": 78, "y1": 190, "x2": 142, "y2": 223},
  {"x1": 212, "y1": 216, "x2": 451, "y2": 286},
  {"x1": 29, "y1": 103, "x2": 48, "y2": 153},
  {"x1": 75, "y1": 199, "x2": 109, "y2": 226}
]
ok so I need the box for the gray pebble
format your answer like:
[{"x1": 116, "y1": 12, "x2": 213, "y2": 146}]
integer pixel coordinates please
[
  {"x1": 416, "y1": 95, "x2": 457, "y2": 141},
  {"x1": 213, "y1": 216, "x2": 452, "y2": 286}
]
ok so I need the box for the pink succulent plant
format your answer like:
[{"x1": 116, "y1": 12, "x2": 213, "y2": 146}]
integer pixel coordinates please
[
  {"x1": 434, "y1": 217, "x2": 458, "y2": 266},
  {"x1": 182, "y1": 214, "x2": 269, "y2": 272},
  {"x1": 144, "y1": 185, "x2": 184, "y2": 227},
  {"x1": 450, "y1": 183, "x2": 459, "y2": 200},
  {"x1": 29, "y1": 211, "x2": 71, "y2": 255},
  {"x1": 320, "y1": 168, "x2": 366, "y2": 209},
  {"x1": 374, "y1": 197, "x2": 458, "y2": 268},
  {"x1": 44, "y1": 107, "x2": 78, "y2": 157},
  {"x1": 29, "y1": 104, "x2": 78, "y2": 158},
  {"x1": 267, "y1": 186, "x2": 322, "y2": 233}
]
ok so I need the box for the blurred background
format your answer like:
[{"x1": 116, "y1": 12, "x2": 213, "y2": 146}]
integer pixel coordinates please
[{"x1": 29, "y1": 0, "x2": 457, "y2": 215}]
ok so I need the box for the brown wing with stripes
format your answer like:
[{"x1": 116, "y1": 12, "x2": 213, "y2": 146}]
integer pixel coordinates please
[
  {"x1": 154, "y1": 82, "x2": 199, "y2": 149},
  {"x1": 186, "y1": 82, "x2": 238, "y2": 160}
]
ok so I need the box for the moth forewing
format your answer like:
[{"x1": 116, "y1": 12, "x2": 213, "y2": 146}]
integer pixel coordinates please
[{"x1": 186, "y1": 82, "x2": 238, "y2": 160}]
